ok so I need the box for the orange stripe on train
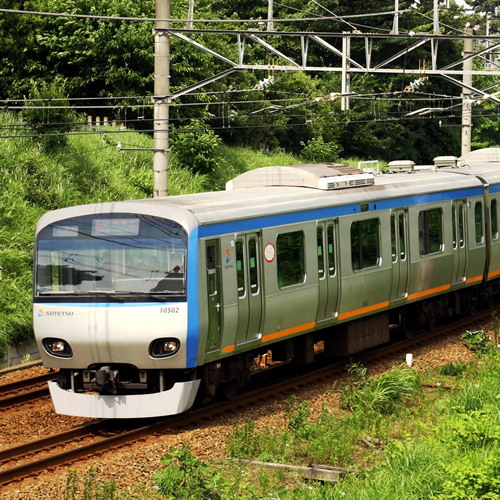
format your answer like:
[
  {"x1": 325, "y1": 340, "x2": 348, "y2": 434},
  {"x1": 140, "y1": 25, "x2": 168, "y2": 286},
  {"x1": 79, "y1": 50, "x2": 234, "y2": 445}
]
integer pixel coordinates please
[
  {"x1": 408, "y1": 284, "x2": 450, "y2": 301},
  {"x1": 338, "y1": 301, "x2": 390, "y2": 321},
  {"x1": 262, "y1": 322, "x2": 316, "y2": 343}
]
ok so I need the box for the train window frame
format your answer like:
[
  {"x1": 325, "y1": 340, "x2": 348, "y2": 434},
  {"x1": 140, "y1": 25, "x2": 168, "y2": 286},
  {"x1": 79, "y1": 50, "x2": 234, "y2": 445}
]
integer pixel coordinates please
[
  {"x1": 327, "y1": 224, "x2": 336, "y2": 277},
  {"x1": 350, "y1": 218, "x2": 380, "y2": 271},
  {"x1": 391, "y1": 215, "x2": 397, "y2": 263},
  {"x1": 399, "y1": 213, "x2": 406, "y2": 261},
  {"x1": 248, "y1": 237, "x2": 259, "y2": 295},
  {"x1": 276, "y1": 231, "x2": 305, "y2": 288},
  {"x1": 475, "y1": 201, "x2": 484, "y2": 245},
  {"x1": 418, "y1": 208, "x2": 443, "y2": 256},
  {"x1": 317, "y1": 226, "x2": 325, "y2": 279},
  {"x1": 236, "y1": 239, "x2": 246, "y2": 298}
]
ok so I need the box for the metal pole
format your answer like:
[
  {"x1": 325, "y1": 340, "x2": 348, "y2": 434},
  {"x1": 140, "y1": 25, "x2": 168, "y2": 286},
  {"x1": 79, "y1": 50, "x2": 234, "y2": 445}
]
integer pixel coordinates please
[
  {"x1": 462, "y1": 28, "x2": 473, "y2": 156},
  {"x1": 341, "y1": 35, "x2": 351, "y2": 111},
  {"x1": 433, "y1": 0, "x2": 439, "y2": 34},
  {"x1": 267, "y1": 0, "x2": 274, "y2": 31},
  {"x1": 154, "y1": 0, "x2": 170, "y2": 198}
]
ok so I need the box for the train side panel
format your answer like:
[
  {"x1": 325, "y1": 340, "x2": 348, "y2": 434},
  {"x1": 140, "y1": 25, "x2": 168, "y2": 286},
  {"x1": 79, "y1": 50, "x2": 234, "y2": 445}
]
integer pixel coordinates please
[
  {"x1": 336, "y1": 210, "x2": 393, "y2": 321},
  {"x1": 465, "y1": 195, "x2": 487, "y2": 284},
  {"x1": 406, "y1": 201, "x2": 454, "y2": 302},
  {"x1": 259, "y1": 222, "x2": 318, "y2": 345}
]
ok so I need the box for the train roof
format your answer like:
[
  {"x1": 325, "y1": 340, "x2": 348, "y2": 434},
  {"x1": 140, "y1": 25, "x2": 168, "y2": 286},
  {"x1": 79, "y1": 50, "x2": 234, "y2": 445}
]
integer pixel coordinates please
[
  {"x1": 125, "y1": 148, "x2": 500, "y2": 226},
  {"x1": 36, "y1": 148, "x2": 500, "y2": 231}
]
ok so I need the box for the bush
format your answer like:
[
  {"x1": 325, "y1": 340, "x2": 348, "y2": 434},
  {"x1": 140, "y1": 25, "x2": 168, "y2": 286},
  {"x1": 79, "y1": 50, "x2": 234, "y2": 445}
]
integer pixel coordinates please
[
  {"x1": 462, "y1": 329, "x2": 491, "y2": 354},
  {"x1": 171, "y1": 124, "x2": 223, "y2": 175},
  {"x1": 154, "y1": 445, "x2": 225, "y2": 500},
  {"x1": 340, "y1": 364, "x2": 421, "y2": 415},
  {"x1": 300, "y1": 136, "x2": 341, "y2": 163}
]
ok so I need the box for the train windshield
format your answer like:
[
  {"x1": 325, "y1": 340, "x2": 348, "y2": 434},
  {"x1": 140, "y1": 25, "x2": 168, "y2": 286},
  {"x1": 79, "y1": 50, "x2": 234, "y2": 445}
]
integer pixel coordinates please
[{"x1": 35, "y1": 214, "x2": 187, "y2": 296}]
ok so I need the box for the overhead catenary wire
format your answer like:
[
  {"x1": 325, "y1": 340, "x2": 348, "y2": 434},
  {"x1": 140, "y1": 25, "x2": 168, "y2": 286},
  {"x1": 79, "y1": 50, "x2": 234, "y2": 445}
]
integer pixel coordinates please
[
  {"x1": 2, "y1": 107, "x2": 498, "y2": 141},
  {"x1": 0, "y1": 7, "x2": 410, "y2": 25}
]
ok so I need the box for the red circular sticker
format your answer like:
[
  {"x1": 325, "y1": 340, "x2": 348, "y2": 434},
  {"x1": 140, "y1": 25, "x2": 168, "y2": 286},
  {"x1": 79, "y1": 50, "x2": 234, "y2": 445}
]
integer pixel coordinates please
[{"x1": 264, "y1": 243, "x2": 275, "y2": 263}]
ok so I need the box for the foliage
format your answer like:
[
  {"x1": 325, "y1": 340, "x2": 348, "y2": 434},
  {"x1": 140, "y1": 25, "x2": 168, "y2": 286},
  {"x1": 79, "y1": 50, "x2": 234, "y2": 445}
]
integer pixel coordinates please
[
  {"x1": 64, "y1": 467, "x2": 118, "y2": 500},
  {"x1": 339, "y1": 363, "x2": 421, "y2": 415},
  {"x1": 22, "y1": 77, "x2": 81, "y2": 152},
  {"x1": 439, "y1": 363, "x2": 467, "y2": 377},
  {"x1": 2, "y1": 0, "x2": 493, "y2": 164},
  {"x1": 437, "y1": 453, "x2": 500, "y2": 500},
  {"x1": 300, "y1": 136, "x2": 342, "y2": 163},
  {"x1": 171, "y1": 123, "x2": 223, "y2": 175},
  {"x1": 461, "y1": 329, "x2": 491, "y2": 354},
  {"x1": 154, "y1": 446, "x2": 213, "y2": 499}
]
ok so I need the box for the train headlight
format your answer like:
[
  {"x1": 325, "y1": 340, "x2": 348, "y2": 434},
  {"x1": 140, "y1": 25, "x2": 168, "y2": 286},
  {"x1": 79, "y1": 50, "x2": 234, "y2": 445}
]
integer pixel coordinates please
[
  {"x1": 149, "y1": 338, "x2": 180, "y2": 358},
  {"x1": 42, "y1": 338, "x2": 73, "y2": 358}
]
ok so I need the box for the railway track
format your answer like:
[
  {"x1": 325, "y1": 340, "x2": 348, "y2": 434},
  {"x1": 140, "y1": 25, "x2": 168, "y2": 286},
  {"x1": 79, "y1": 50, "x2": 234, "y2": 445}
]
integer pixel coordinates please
[
  {"x1": 0, "y1": 308, "x2": 496, "y2": 488},
  {"x1": 0, "y1": 372, "x2": 55, "y2": 409}
]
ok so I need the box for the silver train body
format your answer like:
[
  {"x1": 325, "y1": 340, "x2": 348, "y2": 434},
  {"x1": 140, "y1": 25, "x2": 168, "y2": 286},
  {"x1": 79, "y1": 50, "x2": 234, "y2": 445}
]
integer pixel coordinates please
[{"x1": 33, "y1": 147, "x2": 500, "y2": 418}]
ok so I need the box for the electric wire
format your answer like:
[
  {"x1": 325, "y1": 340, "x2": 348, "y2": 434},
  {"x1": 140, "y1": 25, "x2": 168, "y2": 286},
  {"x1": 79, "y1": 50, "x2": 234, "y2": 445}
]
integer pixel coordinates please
[{"x1": 0, "y1": 8, "x2": 404, "y2": 25}]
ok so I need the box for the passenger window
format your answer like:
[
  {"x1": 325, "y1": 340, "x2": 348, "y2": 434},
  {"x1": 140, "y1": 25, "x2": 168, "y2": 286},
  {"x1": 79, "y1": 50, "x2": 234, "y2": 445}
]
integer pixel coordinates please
[
  {"x1": 208, "y1": 274, "x2": 217, "y2": 296},
  {"x1": 458, "y1": 203, "x2": 465, "y2": 247},
  {"x1": 418, "y1": 208, "x2": 443, "y2": 255},
  {"x1": 277, "y1": 231, "x2": 305, "y2": 288},
  {"x1": 399, "y1": 213, "x2": 406, "y2": 260},
  {"x1": 452, "y1": 206, "x2": 457, "y2": 250},
  {"x1": 327, "y1": 225, "x2": 335, "y2": 277},
  {"x1": 248, "y1": 238, "x2": 259, "y2": 294},
  {"x1": 351, "y1": 219, "x2": 380, "y2": 271},
  {"x1": 317, "y1": 227, "x2": 325, "y2": 279},
  {"x1": 492, "y1": 199, "x2": 498, "y2": 240},
  {"x1": 236, "y1": 240, "x2": 245, "y2": 298},
  {"x1": 207, "y1": 245, "x2": 216, "y2": 270},
  {"x1": 391, "y1": 215, "x2": 397, "y2": 263},
  {"x1": 475, "y1": 202, "x2": 483, "y2": 244}
]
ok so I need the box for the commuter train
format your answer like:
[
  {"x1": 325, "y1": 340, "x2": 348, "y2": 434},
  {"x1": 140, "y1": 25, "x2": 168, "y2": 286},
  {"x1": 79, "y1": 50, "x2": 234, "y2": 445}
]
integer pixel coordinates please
[{"x1": 33, "y1": 147, "x2": 500, "y2": 418}]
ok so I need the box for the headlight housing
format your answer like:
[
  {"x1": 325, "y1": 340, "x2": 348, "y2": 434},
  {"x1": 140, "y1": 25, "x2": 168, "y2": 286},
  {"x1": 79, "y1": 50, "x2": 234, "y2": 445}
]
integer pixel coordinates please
[
  {"x1": 42, "y1": 338, "x2": 73, "y2": 358},
  {"x1": 149, "y1": 338, "x2": 180, "y2": 358}
]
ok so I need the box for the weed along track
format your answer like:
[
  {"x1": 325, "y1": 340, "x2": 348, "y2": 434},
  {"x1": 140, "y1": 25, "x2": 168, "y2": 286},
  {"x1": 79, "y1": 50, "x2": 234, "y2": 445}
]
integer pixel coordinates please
[{"x1": 0, "y1": 309, "x2": 491, "y2": 495}]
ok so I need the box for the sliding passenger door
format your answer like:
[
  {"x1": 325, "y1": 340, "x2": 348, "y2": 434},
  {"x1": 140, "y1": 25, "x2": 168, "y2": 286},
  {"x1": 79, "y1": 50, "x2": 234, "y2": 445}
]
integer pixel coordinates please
[
  {"x1": 206, "y1": 240, "x2": 222, "y2": 351},
  {"x1": 390, "y1": 209, "x2": 409, "y2": 301},
  {"x1": 451, "y1": 200, "x2": 467, "y2": 284},
  {"x1": 316, "y1": 221, "x2": 339, "y2": 321},
  {"x1": 235, "y1": 233, "x2": 262, "y2": 344}
]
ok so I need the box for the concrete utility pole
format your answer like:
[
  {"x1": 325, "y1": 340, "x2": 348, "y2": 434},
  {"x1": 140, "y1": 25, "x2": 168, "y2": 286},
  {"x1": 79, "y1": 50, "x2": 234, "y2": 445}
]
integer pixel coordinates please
[
  {"x1": 187, "y1": 0, "x2": 194, "y2": 30},
  {"x1": 393, "y1": 0, "x2": 399, "y2": 35},
  {"x1": 462, "y1": 27, "x2": 473, "y2": 156},
  {"x1": 153, "y1": 0, "x2": 170, "y2": 198},
  {"x1": 267, "y1": 0, "x2": 274, "y2": 31}
]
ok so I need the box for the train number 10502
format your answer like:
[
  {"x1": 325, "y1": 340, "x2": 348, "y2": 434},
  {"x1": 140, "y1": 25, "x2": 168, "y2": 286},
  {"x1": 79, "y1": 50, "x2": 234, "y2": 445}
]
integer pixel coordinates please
[{"x1": 160, "y1": 307, "x2": 179, "y2": 314}]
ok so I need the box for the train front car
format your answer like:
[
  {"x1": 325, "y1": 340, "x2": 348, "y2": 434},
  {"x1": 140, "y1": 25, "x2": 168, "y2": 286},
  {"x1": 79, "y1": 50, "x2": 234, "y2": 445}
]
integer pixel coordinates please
[{"x1": 33, "y1": 203, "x2": 201, "y2": 418}]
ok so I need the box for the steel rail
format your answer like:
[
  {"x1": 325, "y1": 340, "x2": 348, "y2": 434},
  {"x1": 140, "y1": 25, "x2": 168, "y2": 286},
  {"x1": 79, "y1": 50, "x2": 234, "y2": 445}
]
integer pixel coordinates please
[{"x1": 0, "y1": 373, "x2": 56, "y2": 409}]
